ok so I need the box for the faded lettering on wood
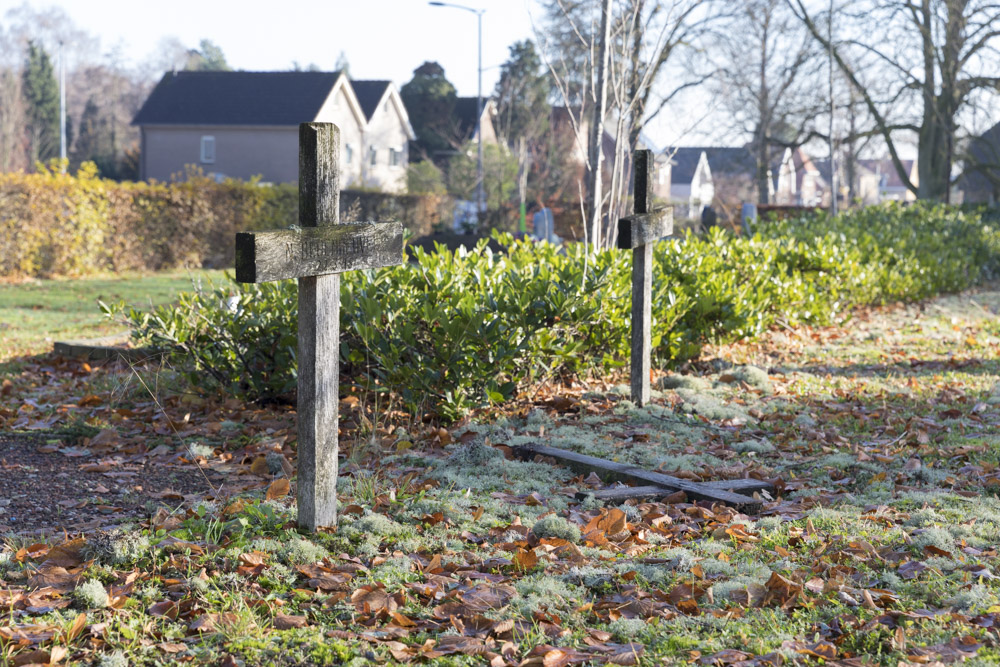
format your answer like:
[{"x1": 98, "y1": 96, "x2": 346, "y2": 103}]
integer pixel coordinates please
[{"x1": 235, "y1": 222, "x2": 404, "y2": 283}]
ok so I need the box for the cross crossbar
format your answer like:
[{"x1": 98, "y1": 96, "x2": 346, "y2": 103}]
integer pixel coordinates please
[
  {"x1": 617, "y1": 209, "x2": 673, "y2": 250},
  {"x1": 235, "y1": 222, "x2": 404, "y2": 283}
]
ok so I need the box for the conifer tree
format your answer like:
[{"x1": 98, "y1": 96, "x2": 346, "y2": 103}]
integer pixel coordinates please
[{"x1": 22, "y1": 41, "x2": 59, "y2": 165}]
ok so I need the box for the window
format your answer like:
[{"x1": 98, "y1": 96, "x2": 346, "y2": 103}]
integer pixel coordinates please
[
  {"x1": 389, "y1": 148, "x2": 399, "y2": 167},
  {"x1": 345, "y1": 144, "x2": 353, "y2": 164},
  {"x1": 200, "y1": 136, "x2": 215, "y2": 163},
  {"x1": 369, "y1": 147, "x2": 377, "y2": 166}
]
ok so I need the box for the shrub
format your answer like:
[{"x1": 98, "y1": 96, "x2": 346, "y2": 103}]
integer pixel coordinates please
[
  {"x1": 0, "y1": 166, "x2": 445, "y2": 279},
  {"x1": 109, "y1": 203, "x2": 1000, "y2": 420}
]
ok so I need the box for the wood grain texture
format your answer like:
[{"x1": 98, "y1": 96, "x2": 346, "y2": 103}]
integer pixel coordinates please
[
  {"x1": 234, "y1": 222, "x2": 404, "y2": 283},
  {"x1": 299, "y1": 123, "x2": 339, "y2": 227},
  {"x1": 631, "y1": 242, "x2": 652, "y2": 406},
  {"x1": 296, "y1": 273, "x2": 340, "y2": 531},
  {"x1": 616, "y1": 209, "x2": 674, "y2": 249},
  {"x1": 581, "y1": 479, "x2": 774, "y2": 502},
  {"x1": 514, "y1": 443, "x2": 765, "y2": 511}
]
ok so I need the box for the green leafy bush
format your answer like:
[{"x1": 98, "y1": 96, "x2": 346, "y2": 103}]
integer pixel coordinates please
[{"x1": 108, "y1": 203, "x2": 1000, "y2": 419}]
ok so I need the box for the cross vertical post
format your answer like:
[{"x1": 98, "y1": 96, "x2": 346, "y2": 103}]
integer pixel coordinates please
[
  {"x1": 618, "y1": 149, "x2": 672, "y2": 407},
  {"x1": 235, "y1": 122, "x2": 404, "y2": 533},
  {"x1": 296, "y1": 123, "x2": 340, "y2": 532}
]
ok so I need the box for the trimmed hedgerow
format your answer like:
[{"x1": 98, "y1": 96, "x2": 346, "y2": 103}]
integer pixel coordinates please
[{"x1": 108, "y1": 202, "x2": 1000, "y2": 419}]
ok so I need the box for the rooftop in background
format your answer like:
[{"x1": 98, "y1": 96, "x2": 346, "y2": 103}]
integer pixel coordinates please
[
  {"x1": 132, "y1": 70, "x2": 344, "y2": 126},
  {"x1": 351, "y1": 80, "x2": 392, "y2": 122},
  {"x1": 665, "y1": 146, "x2": 757, "y2": 182}
]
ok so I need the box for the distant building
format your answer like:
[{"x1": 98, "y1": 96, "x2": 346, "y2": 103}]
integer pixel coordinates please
[
  {"x1": 133, "y1": 71, "x2": 414, "y2": 192},
  {"x1": 351, "y1": 80, "x2": 416, "y2": 193},
  {"x1": 958, "y1": 122, "x2": 1000, "y2": 204}
]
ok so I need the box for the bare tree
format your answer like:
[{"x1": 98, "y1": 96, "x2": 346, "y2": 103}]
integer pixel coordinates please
[
  {"x1": 788, "y1": 0, "x2": 1000, "y2": 201},
  {"x1": 536, "y1": 0, "x2": 717, "y2": 248},
  {"x1": 713, "y1": 0, "x2": 824, "y2": 203}
]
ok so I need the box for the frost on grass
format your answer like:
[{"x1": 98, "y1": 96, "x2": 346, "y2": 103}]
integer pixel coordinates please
[
  {"x1": 606, "y1": 617, "x2": 649, "y2": 640},
  {"x1": 531, "y1": 514, "x2": 581, "y2": 543},
  {"x1": 85, "y1": 529, "x2": 149, "y2": 566},
  {"x1": 73, "y1": 579, "x2": 109, "y2": 609}
]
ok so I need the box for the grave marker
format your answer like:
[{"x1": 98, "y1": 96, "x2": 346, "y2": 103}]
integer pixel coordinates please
[
  {"x1": 235, "y1": 123, "x2": 403, "y2": 531},
  {"x1": 617, "y1": 150, "x2": 673, "y2": 406}
]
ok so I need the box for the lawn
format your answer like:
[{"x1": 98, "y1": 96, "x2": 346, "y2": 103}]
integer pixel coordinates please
[
  {"x1": 2, "y1": 285, "x2": 1000, "y2": 665},
  {"x1": 0, "y1": 269, "x2": 228, "y2": 361}
]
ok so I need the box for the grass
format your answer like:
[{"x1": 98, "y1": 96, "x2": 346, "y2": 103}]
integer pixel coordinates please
[
  {"x1": 4, "y1": 282, "x2": 1000, "y2": 664},
  {"x1": 0, "y1": 269, "x2": 227, "y2": 361}
]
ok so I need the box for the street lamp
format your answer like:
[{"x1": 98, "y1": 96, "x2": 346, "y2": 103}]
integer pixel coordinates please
[{"x1": 429, "y1": 1, "x2": 485, "y2": 222}]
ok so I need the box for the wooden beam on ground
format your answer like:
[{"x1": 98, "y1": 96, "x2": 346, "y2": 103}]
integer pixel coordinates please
[
  {"x1": 514, "y1": 443, "x2": 769, "y2": 512},
  {"x1": 582, "y1": 478, "x2": 773, "y2": 503}
]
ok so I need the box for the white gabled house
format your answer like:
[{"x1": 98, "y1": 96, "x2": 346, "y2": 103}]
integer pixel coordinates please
[
  {"x1": 133, "y1": 70, "x2": 414, "y2": 192},
  {"x1": 352, "y1": 80, "x2": 416, "y2": 193}
]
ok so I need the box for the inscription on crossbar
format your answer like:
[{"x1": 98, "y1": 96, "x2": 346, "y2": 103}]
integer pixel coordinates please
[{"x1": 235, "y1": 222, "x2": 403, "y2": 283}]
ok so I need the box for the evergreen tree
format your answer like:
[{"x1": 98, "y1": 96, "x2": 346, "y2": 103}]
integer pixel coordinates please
[
  {"x1": 494, "y1": 40, "x2": 550, "y2": 146},
  {"x1": 400, "y1": 61, "x2": 457, "y2": 160},
  {"x1": 185, "y1": 39, "x2": 231, "y2": 71},
  {"x1": 22, "y1": 41, "x2": 59, "y2": 164},
  {"x1": 72, "y1": 96, "x2": 110, "y2": 169}
]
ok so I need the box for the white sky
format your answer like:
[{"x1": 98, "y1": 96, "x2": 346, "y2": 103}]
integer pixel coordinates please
[
  {"x1": 4, "y1": 0, "x2": 540, "y2": 101},
  {"x1": 1, "y1": 0, "x2": 724, "y2": 148}
]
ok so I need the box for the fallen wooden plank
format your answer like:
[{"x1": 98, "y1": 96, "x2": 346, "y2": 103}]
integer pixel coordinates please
[
  {"x1": 514, "y1": 443, "x2": 766, "y2": 512},
  {"x1": 582, "y1": 477, "x2": 773, "y2": 503}
]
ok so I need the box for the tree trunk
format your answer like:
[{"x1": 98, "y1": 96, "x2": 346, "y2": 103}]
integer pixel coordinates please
[{"x1": 587, "y1": 0, "x2": 613, "y2": 252}]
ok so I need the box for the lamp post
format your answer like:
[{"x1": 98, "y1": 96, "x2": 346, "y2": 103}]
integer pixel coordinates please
[{"x1": 429, "y1": 1, "x2": 485, "y2": 222}]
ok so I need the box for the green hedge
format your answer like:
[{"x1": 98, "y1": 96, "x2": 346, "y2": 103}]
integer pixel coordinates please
[{"x1": 109, "y1": 203, "x2": 1000, "y2": 420}]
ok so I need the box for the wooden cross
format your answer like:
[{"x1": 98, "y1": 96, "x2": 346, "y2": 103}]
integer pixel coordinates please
[
  {"x1": 234, "y1": 123, "x2": 403, "y2": 531},
  {"x1": 617, "y1": 150, "x2": 673, "y2": 407}
]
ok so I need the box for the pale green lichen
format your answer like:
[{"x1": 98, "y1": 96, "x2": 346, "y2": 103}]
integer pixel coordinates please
[
  {"x1": 727, "y1": 366, "x2": 773, "y2": 393},
  {"x1": 85, "y1": 529, "x2": 149, "y2": 566},
  {"x1": 675, "y1": 389, "x2": 751, "y2": 422},
  {"x1": 513, "y1": 575, "x2": 582, "y2": 615},
  {"x1": 912, "y1": 527, "x2": 956, "y2": 554},
  {"x1": 73, "y1": 579, "x2": 109, "y2": 609},
  {"x1": 98, "y1": 651, "x2": 129, "y2": 667},
  {"x1": 531, "y1": 515, "x2": 581, "y2": 543},
  {"x1": 283, "y1": 538, "x2": 329, "y2": 565},
  {"x1": 730, "y1": 439, "x2": 775, "y2": 454},
  {"x1": 946, "y1": 584, "x2": 999, "y2": 612},
  {"x1": 660, "y1": 374, "x2": 711, "y2": 391}
]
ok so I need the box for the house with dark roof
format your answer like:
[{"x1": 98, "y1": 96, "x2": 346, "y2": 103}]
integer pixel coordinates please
[
  {"x1": 133, "y1": 70, "x2": 367, "y2": 185},
  {"x1": 665, "y1": 148, "x2": 713, "y2": 219},
  {"x1": 350, "y1": 80, "x2": 416, "y2": 192},
  {"x1": 958, "y1": 122, "x2": 1000, "y2": 204}
]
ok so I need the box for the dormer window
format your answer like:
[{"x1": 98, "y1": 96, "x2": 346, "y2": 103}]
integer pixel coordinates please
[{"x1": 200, "y1": 136, "x2": 215, "y2": 163}]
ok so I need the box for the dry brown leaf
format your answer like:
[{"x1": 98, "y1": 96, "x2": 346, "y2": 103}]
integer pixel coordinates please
[
  {"x1": 273, "y1": 613, "x2": 309, "y2": 630},
  {"x1": 266, "y1": 478, "x2": 290, "y2": 500}
]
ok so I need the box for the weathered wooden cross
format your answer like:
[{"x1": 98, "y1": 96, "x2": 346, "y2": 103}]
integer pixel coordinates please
[
  {"x1": 234, "y1": 123, "x2": 403, "y2": 532},
  {"x1": 617, "y1": 149, "x2": 673, "y2": 407}
]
